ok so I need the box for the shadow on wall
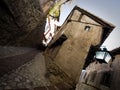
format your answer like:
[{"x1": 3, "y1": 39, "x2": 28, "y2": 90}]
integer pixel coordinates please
[
  {"x1": 0, "y1": 0, "x2": 45, "y2": 47},
  {"x1": 49, "y1": 34, "x2": 67, "y2": 49}
]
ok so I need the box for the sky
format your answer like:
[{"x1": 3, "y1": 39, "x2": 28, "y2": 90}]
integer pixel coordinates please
[{"x1": 60, "y1": 0, "x2": 120, "y2": 51}]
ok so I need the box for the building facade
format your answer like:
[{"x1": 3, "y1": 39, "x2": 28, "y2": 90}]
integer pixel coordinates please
[{"x1": 44, "y1": 6, "x2": 115, "y2": 84}]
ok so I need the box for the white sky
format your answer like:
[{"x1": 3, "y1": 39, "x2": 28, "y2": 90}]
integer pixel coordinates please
[{"x1": 60, "y1": 0, "x2": 120, "y2": 51}]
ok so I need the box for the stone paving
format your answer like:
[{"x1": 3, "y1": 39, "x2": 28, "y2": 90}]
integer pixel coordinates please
[
  {"x1": 0, "y1": 53, "x2": 51, "y2": 89},
  {"x1": 0, "y1": 46, "x2": 35, "y2": 58}
]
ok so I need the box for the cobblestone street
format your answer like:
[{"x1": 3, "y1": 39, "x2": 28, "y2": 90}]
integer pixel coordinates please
[{"x1": 0, "y1": 52, "x2": 51, "y2": 89}]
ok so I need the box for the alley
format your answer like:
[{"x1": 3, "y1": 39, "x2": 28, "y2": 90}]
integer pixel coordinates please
[{"x1": 0, "y1": 47, "x2": 51, "y2": 89}]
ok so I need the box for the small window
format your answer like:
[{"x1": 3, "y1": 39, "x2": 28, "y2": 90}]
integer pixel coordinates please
[{"x1": 85, "y1": 26, "x2": 91, "y2": 31}]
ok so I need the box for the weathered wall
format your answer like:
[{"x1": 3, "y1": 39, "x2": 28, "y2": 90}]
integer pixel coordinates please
[
  {"x1": 110, "y1": 55, "x2": 120, "y2": 90},
  {"x1": 76, "y1": 54, "x2": 120, "y2": 90},
  {"x1": 76, "y1": 62, "x2": 111, "y2": 90},
  {"x1": 0, "y1": 0, "x2": 53, "y2": 46},
  {"x1": 45, "y1": 9, "x2": 103, "y2": 83},
  {"x1": 54, "y1": 21, "x2": 102, "y2": 82},
  {"x1": 76, "y1": 83, "x2": 98, "y2": 90}
]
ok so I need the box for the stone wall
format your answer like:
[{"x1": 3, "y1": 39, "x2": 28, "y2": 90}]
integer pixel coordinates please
[
  {"x1": 110, "y1": 55, "x2": 120, "y2": 90},
  {"x1": 45, "y1": 9, "x2": 103, "y2": 84},
  {"x1": 0, "y1": 0, "x2": 52, "y2": 46},
  {"x1": 60, "y1": 10, "x2": 102, "y2": 82},
  {"x1": 76, "y1": 54, "x2": 120, "y2": 90},
  {"x1": 54, "y1": 21, "x2": 102, "y2": 82},
  {"x1": 76, "y1": 62, "x2": 111, "y2": 90}
]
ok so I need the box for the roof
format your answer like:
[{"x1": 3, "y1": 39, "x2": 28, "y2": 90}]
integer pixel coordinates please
[
  {"x1": 73, "y1": 6, "x2": 115, "y2": 29},
  {"x1": 71, "y1": 6, "x2": 115, "y2": 44}
]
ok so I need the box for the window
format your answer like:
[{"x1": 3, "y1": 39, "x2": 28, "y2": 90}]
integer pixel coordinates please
[{"x1": 84, "y1": 26, "x2": 91, "y2": 31}]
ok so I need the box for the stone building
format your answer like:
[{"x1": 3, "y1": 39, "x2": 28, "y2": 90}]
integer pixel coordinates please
[
  {"x1": 0, "y1": 0, "x2": 117, "y2": 89},
  {"x1": 76, "y1": 48, "x2": 120, "y2": 90},
  {"x1": 44, "y1": 6, "x2": 115, "y2": 85}
]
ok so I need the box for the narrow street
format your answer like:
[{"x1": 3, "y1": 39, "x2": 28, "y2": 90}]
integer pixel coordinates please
[
  {"x1": 0, "y1": 47, "x2": 51, "y2": 89},
  {"x1": 0, "y1": 0, "x2": 119, "y2": 90}
]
